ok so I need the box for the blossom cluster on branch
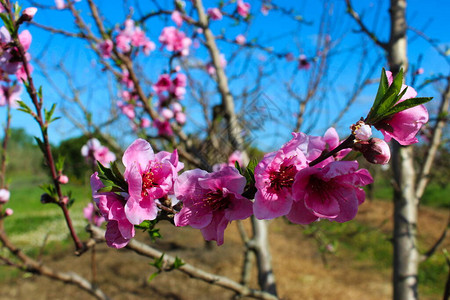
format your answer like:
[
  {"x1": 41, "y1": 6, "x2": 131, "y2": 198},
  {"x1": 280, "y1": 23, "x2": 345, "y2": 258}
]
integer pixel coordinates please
[{"x1": 90, "y1": 68, "x2": 431, "y2": 248}]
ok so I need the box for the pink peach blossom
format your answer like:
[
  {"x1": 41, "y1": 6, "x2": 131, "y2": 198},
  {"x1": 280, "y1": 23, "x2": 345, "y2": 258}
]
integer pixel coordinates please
[
  {"x1": 253, "y1": 133, "x2": 311, "y2": 220},
  {"x1": 174, "y1": 167, "x2": 252, "y2": 245},
  {"x1": 0, "y1": 188, "x2": 10, "y2": 203},
  {"x1": 237, "y1": 0, "x2": 251, "y2": 18},
  {"x1": 171, "y1": 11, "x2": 183, "y2": 27},
  {"x1": 159, "y1": 27, "x2": 192, "y2": 56},
  {"x1": 99, "y1": 40, "x2": 113, "y2": 58},
  {"x1": 0, "y1": 84, "x2": 22, "y2": 108},
  {"x1": 55, "y1": 0, "x2": 65, "y2": 9},
  {"x1": 207, "y1": 8, "x2": 223, "y2": 20},
  {"x1": 153, "y1": 74, "x2": 173, "y2": 94},
  {"x1": 91, "y1": 173, "x2": 134, "y2": 248},
  {"x1": 374, "y1": 71, "x2": 429, "y2": 145},
  {"x1": 5, "y1": 208, "x2": 13, "y2": 216},
  {"x1": 154, "y1": 119, "x2": 174, "y2": 136},
  {"x1": 122, "y1": 139, "x2": 183, "y2": 225},
  {"x1": 235, "y1": 34, "x2": 246, "y2": 45},
  {"x1": 175, "y1": 111, "x2": 186, "y2": 124},
  {"x1": 288, "y1": 161, "x2": 373, "y2": 224},
  {"x1": 83, "y1": 202, "x2": 105, "y2": 227}
]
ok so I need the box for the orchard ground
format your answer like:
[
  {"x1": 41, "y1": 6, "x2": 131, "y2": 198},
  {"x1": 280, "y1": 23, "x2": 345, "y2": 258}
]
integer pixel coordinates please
[{"x1": 0, "y1": 176, "x2": 448, "y2": 300}]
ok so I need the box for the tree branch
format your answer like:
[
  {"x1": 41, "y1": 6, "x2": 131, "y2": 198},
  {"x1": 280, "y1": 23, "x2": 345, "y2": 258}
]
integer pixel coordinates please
[{"x1": 87, "y1": 225, "x2": 278, "y2": 300}]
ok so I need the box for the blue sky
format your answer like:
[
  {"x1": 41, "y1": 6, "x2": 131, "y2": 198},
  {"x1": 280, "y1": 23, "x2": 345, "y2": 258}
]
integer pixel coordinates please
[{"x1": 5, "y1": 0, "x2": 450, "y2": 151}]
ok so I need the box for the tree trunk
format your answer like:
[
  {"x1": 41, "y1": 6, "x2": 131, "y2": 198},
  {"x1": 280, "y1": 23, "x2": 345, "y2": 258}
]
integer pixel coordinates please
[{"x1": 388, "y1": 1, "x2": 420, "y2": 299}]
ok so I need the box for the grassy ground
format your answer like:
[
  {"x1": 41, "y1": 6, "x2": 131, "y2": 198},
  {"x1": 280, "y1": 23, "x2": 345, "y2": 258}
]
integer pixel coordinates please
[{"x1": 0, "y1": 175, "x2": 448, "y2": 299}]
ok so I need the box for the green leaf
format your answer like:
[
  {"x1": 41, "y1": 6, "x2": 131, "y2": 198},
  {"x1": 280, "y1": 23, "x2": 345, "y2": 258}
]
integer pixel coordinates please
[
  {"x1": 16, "y1": 100, "x2": 32, "y2": 114},
  {"x1": 371, "y1": 68, "x2": 389, "y2": 112},
  {"x1": 0, "y1": 13, "x2": 14, "y2": 34},
  {"x1": 97, "y1": 186, "x2": 125, "y2": 193},
  {"x1": 234, "y1": 160, "x2": 243, "y2": 175},
  {"x1": 34, "y1": 137, "x2": 46, "y2": 154},
  {"x1": 148, "y1": 228, "x2": 162, "y2": 242},
  {"x1": 148, "y1": 271, "x2": 160, "y2": 282},
  {"x1": 379, "y1": 97, "x2": 433, "y2": 119},
  {"x1": 150, "y1": 254, "x2": 165, "y2": 270},
  {"x1": 37, "y1": 86, "x2": 43, "y2": 99},
  {"x1": 375, "y1": 69, "x2": 404, "y2": 114},
  {"x1": 55, "y1": 155, "x2": 65, "y2": 172},
  {"x1": 172, "y1": 256, "x2": 185, "y2": 269},
  {"x1": 44, "y1": 103, "x2": 57, "y2": 123}
]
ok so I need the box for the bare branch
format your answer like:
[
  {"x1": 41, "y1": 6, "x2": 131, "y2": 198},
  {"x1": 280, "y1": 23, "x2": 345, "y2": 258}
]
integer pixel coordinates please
[
  {"x1": 345, "y1": 0, "x2": 388, "y2": 50},
  {"x1": 87, "y1": 225, "x2": 278, "y2": 300},
  {"x1": 416, "y1": 76, "x2": 450, "y2": 199}
]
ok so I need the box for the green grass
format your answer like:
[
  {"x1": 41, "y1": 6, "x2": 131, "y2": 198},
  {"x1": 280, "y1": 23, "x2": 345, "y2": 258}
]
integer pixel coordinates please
[
  {"x1": 373, "y1": 176, "x2": 449, "y2": 208},
  {"x1": 310, "y1": 218, "x2": 447, "y2": 297}
]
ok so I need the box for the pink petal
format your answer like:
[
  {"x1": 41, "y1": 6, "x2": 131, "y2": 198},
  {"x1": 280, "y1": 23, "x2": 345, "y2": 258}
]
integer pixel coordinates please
[
  {"x1": 286, "y1": 199, "x2": 319, "y2": 224},
  {"x1": 122, "y1": 139, "x2": 154, "y2": 175}
]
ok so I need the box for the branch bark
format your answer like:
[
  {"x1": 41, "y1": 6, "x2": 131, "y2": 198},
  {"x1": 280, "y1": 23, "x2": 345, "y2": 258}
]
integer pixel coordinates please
[
  {"x1": 88, "y1": 225, "x2": 278, "y2": 300},
  {"x1": 415, "y1": 76, "x2": 450, "y2": 199}
]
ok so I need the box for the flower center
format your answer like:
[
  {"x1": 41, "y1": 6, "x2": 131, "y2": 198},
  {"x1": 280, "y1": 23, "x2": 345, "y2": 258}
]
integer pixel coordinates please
[
  {"x1": 203, "y1": 190, "x2": 230, "y2": 211},
  {"x1": 141, "y1": 169, "x2": 159, "y2": 197},
  {"x1": 269, "y1": 164, "x2": 296, "y2": 191}
]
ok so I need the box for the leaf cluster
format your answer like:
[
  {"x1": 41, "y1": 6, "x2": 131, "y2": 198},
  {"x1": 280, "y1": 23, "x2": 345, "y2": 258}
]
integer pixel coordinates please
[
  {"x1": 148, "y1": 254, "x2": 185, "y2": 281},
  {"x1": 96, "y1": 161, "x2": 128, "y2": 193},
  {"x1": 365, "y1": 68, "x2": 432, "y2": 125}
]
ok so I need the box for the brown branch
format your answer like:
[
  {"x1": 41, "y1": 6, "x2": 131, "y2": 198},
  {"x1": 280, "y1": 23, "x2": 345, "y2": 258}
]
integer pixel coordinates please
[
  {"x1": 416, "y1": 76, "x2": 450, "y2": 199},
  {"x1": 30, "y1": 21, "x2": 83, "y2": 38},
  {"x1": 420, "y1": 216, "x2": 449, "y2": 262},
  {"x1": 3, "y1": 1, "x2": 84, "y2": 252},
  {"x1": 87, "y1": 225, "x2": 278, "y2": 300},
  {"x1": 345, "y1": 0, "x2": 388, "y2": 50},
  {"x1": 0, "y1": 229, "x2": 109, "y2": 300}
]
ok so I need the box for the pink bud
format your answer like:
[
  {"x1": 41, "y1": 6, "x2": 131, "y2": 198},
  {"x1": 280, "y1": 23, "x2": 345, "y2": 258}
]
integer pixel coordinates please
[
  {"x1": 353, "y1": 123, "x2": 372, "y2": 141},
  {"x1": 22, "y1": 7, "x2": 38, "y2": 20},
  {"x1": 354, "y1": 138, "x2": 391, "y2": 165},
  {"x1": 61, "y1": 196, "x2": 69, "y2": 205},
  {"x1": 235, "y1": 34, "x2": 246, "y2": 45},
  {"x1": 140, "y1": 118, "x2": 151, "y2": 128},
  {"x1": 207, "y1": 8, "x2": 223, "y2": 20},
  {"x1": 0, "y1": 189, "x2": 10, "y2": 204},
  {"x1": 171, "y1": 10, "x2": 183, "y2": 27},
  {"x1": 161, "y1": 107, "x2": 174, "y2": 119},
  {"x1": 5, "y1": 208, "x2": 13, "y2": 216},
  {"x1": 58, "y1": 175, "x2": 69, "y2": 184},
  {"x1": 415, "y1": 68, "x2": 424, "y2": 75},
  {"x1": 175, "y1": 112, "x2": 186, "y2": 124}
]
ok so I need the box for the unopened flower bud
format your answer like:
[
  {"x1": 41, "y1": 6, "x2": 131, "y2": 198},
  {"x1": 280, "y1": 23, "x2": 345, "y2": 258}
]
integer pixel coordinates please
[
  {"x1": 20, "y1": 7, "x2": 38, "y2": 22},
  {"x1": 354, "y1": 138, "x2": 391, "y2": 165},
  {"x1": 61, "y1": 196, "x2": 69, "y2": 205},
  {"x1": 352, "y1": 120, "x2": 372, "y2": 141},
  {"x1": 58, "y1": 175, "x2": 69, "y2": 184},
  {"x1": 5, "y1": 208, "x2": 13, "y2": 216},
  {"x1": 0, "y1": 189, "x2": 10, "y2": 204}
]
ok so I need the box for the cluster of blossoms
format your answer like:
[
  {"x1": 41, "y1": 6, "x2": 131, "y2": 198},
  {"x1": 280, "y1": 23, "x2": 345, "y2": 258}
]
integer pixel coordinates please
[
  {"x1": 98, "y1": 18, "x2": 156, "y2": 59},
  {"x1": 81, "y1": 138, "x2": 116, "y2": 167},
  {"x1": 349, "y1": 70, "x2": 429, "y2": 165},
  {"x1": 91, "y1": 139, "x2": 183, "y2": 247},
  {"x1": 152, "y1": 72, "x2": 187, "y2": 135},
  {"x1": 0, "y1": 20, "x2": 35, "y2": 107},
  {"x1": 90, "y1": 68, "x2": 430, "y2": 249},
  {"x1": 0, "y1": 188, "x2": 13, "y2": 218},
  {"x1": 159, "y1": 26, "x2": 192, "y2": 56}
]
